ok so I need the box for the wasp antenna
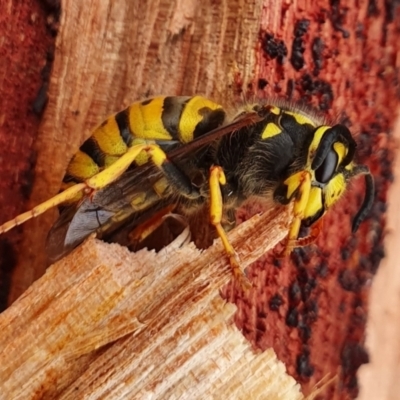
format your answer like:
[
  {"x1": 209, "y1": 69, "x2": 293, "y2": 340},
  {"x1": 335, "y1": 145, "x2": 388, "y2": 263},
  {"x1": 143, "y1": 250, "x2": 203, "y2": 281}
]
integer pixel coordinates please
[{"x1": 352, "y1": 172, "x2": 374, "y2": 233}]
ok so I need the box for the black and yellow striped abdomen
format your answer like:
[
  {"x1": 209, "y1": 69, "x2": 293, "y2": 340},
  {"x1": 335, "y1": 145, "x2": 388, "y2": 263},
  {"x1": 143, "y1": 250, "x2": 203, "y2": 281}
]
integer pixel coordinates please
[{"x1": 62, "y1": 96, "x2": 226, "y2": 190}]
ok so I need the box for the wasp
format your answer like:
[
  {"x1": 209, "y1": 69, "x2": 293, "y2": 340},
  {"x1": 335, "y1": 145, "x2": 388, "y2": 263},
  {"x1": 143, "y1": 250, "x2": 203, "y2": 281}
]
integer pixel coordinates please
[{"x1": 0, "y1": 96, "x2": 374, "y2": 285}]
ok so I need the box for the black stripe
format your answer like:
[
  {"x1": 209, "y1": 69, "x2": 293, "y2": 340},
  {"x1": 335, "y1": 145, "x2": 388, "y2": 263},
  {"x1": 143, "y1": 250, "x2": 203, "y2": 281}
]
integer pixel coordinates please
[
  {"x1": 193, "y1": 108, "x2": 226, "y2": 139},
  {"x1": 280, "y1": 112, "x2": 314, "y2": 149},
  {"x1": 161, "y1": 97, "x2": 186, "y2": 141},
  {"x1": 79, "y1": 137, "x2": 105, "y2": 167},
  {"x1": 62, "y1": 173, "x2": 81, "y2": 184},
  {"x1": 115, "y1": 109, "x2": 133, "y2": 146}
]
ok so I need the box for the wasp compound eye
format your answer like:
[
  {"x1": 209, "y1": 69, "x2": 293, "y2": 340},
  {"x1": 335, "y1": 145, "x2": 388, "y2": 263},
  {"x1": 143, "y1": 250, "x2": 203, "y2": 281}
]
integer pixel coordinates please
[
  {"x1": 311, "y1": 124, "x2": 356, "y2": 171},
  {"x1": 314, "y1": 146, "x2": 338, "y2": 184}
]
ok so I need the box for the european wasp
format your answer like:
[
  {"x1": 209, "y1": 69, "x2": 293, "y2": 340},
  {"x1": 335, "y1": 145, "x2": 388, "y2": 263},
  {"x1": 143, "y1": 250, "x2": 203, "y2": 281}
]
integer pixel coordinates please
[{"x1": 0, "y1": 96, "x2": 374, "y2": 285}]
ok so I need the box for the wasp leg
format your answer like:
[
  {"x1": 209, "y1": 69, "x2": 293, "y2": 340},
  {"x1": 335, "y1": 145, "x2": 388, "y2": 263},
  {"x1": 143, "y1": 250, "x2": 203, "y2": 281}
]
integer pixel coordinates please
[
  {"x1": 87, "y1": 144, "x2": 199, "y2": 199},
  {"x1": 128, "y1": 204, "x2": 177, "y2": 249},
  {"x1": 283, "y1": 170, "x2": 312, "y2": 256},
  {"x1": 284, "y1": 217, "x2": 323, "y2": 254},
  {"x1": 0, "y1": 144, "x2": 199, "y2": 234},
  {"x1": 0, "y1": 183, "x2": 87, "y2": 234},
  {"x1": 209, "y1": 166, "x2": 252, "y2": 289}
]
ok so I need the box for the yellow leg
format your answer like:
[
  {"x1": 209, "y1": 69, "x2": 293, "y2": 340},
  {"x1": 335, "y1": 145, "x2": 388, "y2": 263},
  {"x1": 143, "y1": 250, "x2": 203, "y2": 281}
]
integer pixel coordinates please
[
  {"x1": 0, "y1": 183, "x2": 86, "y2": 234},
  {"x1": 128, "y1": 204, "x2": 177, "y2": 246},
  {"x1": 288, "y1": 218, "x2": 323, "y2": 250},
  {"x1": 85, "y1": 144, "x2": 152, "y2": 190},
  {"x1": 283, "y1": 170, "x2": 312, "y2": 255},
  {"x1": 0, "y1": 144, "x2": 171, "y2": 234},
  {"x1": 209, "y1": 166, "x2": 251, "y2": 289}
]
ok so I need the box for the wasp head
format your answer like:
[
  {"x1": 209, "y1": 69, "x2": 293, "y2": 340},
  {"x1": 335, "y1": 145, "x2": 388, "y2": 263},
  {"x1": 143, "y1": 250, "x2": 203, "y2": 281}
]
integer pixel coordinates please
[{"x1": 286, "y1": 123, "x2": 375, "y2": 241}]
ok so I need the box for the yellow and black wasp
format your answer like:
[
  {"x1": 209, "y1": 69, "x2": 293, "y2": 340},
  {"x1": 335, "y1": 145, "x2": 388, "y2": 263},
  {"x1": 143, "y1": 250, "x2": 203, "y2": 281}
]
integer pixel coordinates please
[{"x1": 0, "y1": 95, "x2": 374, "y2": 284}]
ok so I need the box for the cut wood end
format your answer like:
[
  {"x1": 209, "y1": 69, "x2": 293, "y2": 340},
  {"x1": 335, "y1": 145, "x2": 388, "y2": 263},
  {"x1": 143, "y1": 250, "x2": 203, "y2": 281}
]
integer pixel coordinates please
[{"x1": 0, "y1": 204, "x2": 310, "y2": 399}]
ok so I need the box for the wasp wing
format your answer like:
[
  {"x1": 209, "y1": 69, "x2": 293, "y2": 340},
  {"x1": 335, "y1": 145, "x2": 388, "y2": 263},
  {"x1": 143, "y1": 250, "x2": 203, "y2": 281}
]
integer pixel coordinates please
[{"x1": 46, "y1": 162, "x2": 172, "y2": 262}]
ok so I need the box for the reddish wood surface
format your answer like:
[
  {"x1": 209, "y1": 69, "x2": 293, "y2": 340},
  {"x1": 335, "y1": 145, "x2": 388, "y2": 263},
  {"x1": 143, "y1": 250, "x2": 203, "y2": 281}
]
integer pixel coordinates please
[
  {"x1": 0, "y1": 208, "x2": 308, "y2": 399},
  {"x1": 223, "y1": 1, "x2": 399, "y2": 398},
  {"x1": 0, "y1": 1, "x2": 57, "y2": 309}
]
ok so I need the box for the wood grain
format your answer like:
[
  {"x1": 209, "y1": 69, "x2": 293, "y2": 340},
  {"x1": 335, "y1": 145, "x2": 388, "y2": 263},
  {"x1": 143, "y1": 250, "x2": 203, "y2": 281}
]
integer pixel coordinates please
[{"x1": 0, "y1": 206, "x2": 312, "y2": 399}]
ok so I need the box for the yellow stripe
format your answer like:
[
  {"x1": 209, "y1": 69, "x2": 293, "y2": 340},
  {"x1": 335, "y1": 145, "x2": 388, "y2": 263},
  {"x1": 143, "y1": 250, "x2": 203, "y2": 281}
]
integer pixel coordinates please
[
  {"x1": 324, "y1": 174, "x2": 346, "y2": 208},
  {"x1": 269, "y1": 105, "x2": 280, "y2": 115},
  {"x1": 130, "y1": 192, "x2": 147, "y2": 206},
  {"x1": 92, "y1": 117, "x2": 128, "y2": 156},
  {"x1": 303, "y1": 187, "x2": 323, "y2": 219},
  {"x1": 178, "y1": 96, "x2": 224, "y2": 143},
  {"x1": 153, "y1": 177, "x2": 169, "y2": 197},
  {"x1": 128, "y1": 98, "x2": 173, "y2": 141},
  {"x1": 333, "y1": 141, "x2": 347, "y2": 165},
  {"x1": 286, "y1": 111, "x2": 317, "y2": 127},
  {"x1": 67, "y1": 150, "x2": 100, "y2": 180},
  {"x1": 261, "y1": 122, "x2": 281, "y2": 139},
  {"x1": 104, "y1": 155, "x2": 121, "y2": 168}
]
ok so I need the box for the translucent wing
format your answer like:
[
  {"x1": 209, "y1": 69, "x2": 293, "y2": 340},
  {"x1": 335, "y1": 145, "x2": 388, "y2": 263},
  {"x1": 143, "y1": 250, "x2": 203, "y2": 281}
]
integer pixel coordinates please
[{"x1": 46, "y1": 162, "x2": 172, "y2": 262}]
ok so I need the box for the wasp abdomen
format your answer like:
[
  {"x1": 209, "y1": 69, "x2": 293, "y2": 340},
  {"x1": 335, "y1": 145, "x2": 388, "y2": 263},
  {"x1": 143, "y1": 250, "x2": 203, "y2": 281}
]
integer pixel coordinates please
[{"x1": 62, "y1": 96, "x2": 226, "y2": 188}]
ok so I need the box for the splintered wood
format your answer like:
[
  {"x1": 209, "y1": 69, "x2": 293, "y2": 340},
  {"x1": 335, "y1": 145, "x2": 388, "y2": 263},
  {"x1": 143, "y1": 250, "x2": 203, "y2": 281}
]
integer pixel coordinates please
[{"x1": 0, "y1": 206, "x2": 307, "y2": 399}]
